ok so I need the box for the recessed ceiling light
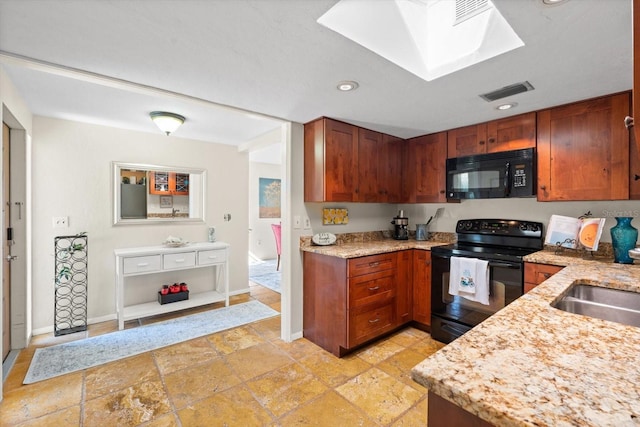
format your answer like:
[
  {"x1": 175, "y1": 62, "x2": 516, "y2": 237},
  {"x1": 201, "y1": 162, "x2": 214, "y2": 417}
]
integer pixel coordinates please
[
  {"x1": 337, "y1": 81, "x2": 359, "y2": 91},
  {"x1": 496, "y1": 102, "x2": 518, "y2": 110}
]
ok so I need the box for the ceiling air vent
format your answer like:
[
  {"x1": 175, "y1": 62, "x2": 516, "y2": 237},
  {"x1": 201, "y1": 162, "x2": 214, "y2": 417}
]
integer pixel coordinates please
[
  {"x1": 454, "y1": 0, "x2": 491, "y2": 25},
  {"x1": 479, "y1": 81, "x2": 535, "y2": 102}
]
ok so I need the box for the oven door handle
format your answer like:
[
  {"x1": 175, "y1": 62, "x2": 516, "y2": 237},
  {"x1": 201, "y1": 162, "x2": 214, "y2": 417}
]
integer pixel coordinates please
[{"x1": 488, "y1": 261, "x2": 520, "y2": 269}]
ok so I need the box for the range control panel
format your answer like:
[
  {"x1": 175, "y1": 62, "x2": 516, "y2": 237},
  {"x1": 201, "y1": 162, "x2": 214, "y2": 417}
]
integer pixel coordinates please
[{"x1": 456, "y1": 219, "x2": 543, "y2": 238}]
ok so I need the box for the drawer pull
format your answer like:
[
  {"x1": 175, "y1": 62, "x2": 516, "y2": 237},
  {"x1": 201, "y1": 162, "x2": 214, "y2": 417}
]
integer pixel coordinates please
[
  {"x1": 208, "y1": 255, "x2": 218, "y2": 259},
  {"x1": 369, "y1": 318, "x2": 380, "y2": 324},
  {"x1": 369, "y1": 262, "x2": 380, "y2": 267},
  {"x1": 137, "y1": 262, "x2": 149, "y2": 267},
  {"x1": 368, "y1": 286, "x2": 380, "y2": 291},
  {"x1": 174, "y1": 259, "x2": 185, "y2": 263}
]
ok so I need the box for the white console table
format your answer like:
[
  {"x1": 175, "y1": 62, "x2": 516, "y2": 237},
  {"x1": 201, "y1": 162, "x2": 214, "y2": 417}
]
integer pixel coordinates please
[{"x1": 114, "y1": 242, "x2": 230, "y2": 330}]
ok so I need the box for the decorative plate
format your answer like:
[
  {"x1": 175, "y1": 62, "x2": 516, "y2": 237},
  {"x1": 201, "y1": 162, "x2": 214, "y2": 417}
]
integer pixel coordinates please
[{"x1": 312, "y1": 232, "x2": 337, "y2": 246}]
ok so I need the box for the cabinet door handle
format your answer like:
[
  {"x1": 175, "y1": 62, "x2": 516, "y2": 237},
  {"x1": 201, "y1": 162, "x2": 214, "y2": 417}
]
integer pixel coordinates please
[
  {"x1": 369, "y1": 318, "x2": 380, "y2": 324},
  {"x1": 369, "y1": 262, "x2": 380, "y2": 267},
  {"x1": 137, "y1": 262, "x2": 149, "y2": 267},
  {"x1": 634, "y1": 174, "x2": 640, "y2": 181},
  {"x1": 488, "y1": 137, "x2": 496, "y2": 144},
  {"x1": 542, "y1": 272, "x2": 551, "y2": 279},
  {"x1": 479, "y1": 140, "x2": 485, "y2": 145},
  {"x1": 368, "y1": 286, "x2": 380, "y2": 291},
  {"x1": 540, "y1": 185, "x2": 547, "y2": 190}
]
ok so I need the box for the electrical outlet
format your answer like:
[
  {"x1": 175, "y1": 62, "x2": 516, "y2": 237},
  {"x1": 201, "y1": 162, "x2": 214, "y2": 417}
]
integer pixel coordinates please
[
  {"x1": 304, "y1": 216, "x2": 311, "y2": 229},
  {"x1": 293, "y1": 215, "x2": 301, "y2": 229},
  {"x1": 53, "y1": 216, "x2": 68, "y2": 228}
]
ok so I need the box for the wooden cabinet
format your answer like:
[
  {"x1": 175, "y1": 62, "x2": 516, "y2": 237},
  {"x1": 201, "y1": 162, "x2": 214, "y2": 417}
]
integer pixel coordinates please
[
  {"x1": 633, "y1": 0, "x2": 640, "y2": 158},
  {"x1": 149, "y1": 172, "x2": 189, "y2": 195},
  {"x1": 412, "y1": 250, "x2": 431, "y2": 327},
  {"x1": 303, "y1": 252, "x2": 399, "y2": 356},
  {"x1": 447, "y1": 112, "x2": 536, "y2": 158},
  {"x1": 631, "y1": 130, "x2": 640, "y2": 199},
  {"x1": 304, "y1": 118, "x2": 404, "y2": 203},
  {"x1": 357, "y1": 128, "x2": 382, "y2": 202},
  {"x1": 304, "y1": 118, "x2": 359, "y2": 202},
  {"x1": 380, "y1": 134, "x2": 406, "y2": 203},
  {"x1": 407, "y1": 132, "x2": 448, "y2": 203},
  {"x1": 537, "y1": 93, "x2": 630, "y2": 201},
  {"x1": 524, "y1": 262, "x2": 563, "y2": 293},
  {"x1": 396, "y1": 250, "x2": 413, "y2": 325}
]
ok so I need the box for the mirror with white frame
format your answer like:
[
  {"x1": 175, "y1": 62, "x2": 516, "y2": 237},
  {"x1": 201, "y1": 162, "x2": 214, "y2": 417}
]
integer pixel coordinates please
[{"x1": 113, "y1": 162, "x2": 206, "y2": 225}]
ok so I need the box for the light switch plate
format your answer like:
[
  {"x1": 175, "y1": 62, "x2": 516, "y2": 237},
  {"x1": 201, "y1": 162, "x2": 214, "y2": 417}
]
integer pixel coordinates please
[
  {"x1": 294, "y1": 215, "x2": 301, "y2": 229},
  {"x1": 304, "y1": 216, "x2": 311, "y2": 229}
]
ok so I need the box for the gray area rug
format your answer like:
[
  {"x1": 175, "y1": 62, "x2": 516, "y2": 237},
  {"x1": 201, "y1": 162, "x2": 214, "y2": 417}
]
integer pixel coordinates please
[
  {"x1": 24, "y1": 300, "x2": 278, "y2": 384},
  {"x1": 249, "y1": 259, "x2": 281, "y2": 294}
]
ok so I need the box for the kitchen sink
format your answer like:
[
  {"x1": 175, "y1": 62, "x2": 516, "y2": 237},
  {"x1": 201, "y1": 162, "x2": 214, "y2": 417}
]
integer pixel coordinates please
[{"x1": 552, "y1": 284, "x2": 640, "y2": 328}]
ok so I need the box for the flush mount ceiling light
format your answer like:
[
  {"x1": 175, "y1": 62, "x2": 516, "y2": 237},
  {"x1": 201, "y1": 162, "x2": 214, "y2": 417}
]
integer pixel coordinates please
[
  {"x1": 337, "y1": 80, "x2": 359, "y2": 91},
  {"x1": 150, "y1": 111, "x2": 185, "y2": 136},
  {"x1": 318, "y1": 0, "x2": 524, "y2": 82},
  {"x1": 542, "y1": 0, "x2": 569, "y2": 5},
  {"x1": 496, "y1": 102, "x2": 518, "y2": 110}
]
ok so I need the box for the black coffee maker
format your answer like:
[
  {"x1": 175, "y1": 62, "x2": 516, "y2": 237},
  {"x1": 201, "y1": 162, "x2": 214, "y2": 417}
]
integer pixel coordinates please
[{"x1": 391, "y1": 210, "x2": 409, "y2": 240}]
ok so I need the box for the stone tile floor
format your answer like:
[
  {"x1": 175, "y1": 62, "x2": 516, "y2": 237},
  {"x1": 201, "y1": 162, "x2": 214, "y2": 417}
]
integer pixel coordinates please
[{"x1": 0, "y1": 282, "x2": 445, "y2": 426}]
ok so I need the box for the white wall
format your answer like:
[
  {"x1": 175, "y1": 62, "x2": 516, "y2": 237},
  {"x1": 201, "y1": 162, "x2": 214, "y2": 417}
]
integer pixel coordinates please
[
  {"x1": 249, "y1": 161, "x2": 281, "y2": 260},
  {"x1": 31, "y1": 116, "x2": 250, "y2": 332}
]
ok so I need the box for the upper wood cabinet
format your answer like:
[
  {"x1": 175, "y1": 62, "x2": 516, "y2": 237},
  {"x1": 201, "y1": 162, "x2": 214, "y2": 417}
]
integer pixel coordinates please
[
  {"x1": 304, "y1": 118, "x2": 405, "y2": 203},
  {"x1": 633, "y1": 0, "x2": 640, "y2": 157},
  {"x1": 304, "y1": 118, "x2": 358, "y2": 202},
  {"x1": 407, "y1": 132, "x2": 447, "y2": 203},
  {"x1": 447, "y1": 112, "x2": 536, "y2": 158},
  {"x1": 631, "y1": 130, "x2": 640, "y2": 200},
  {"x1": 380, "y1": 134, "x2": 406, "y2": 203},
  {"x1": 537, "y1": 93, "x2": 630, "y2": 201},
  {"x1": 357, "y1": 128, "x2": 382, "y2": 202}
]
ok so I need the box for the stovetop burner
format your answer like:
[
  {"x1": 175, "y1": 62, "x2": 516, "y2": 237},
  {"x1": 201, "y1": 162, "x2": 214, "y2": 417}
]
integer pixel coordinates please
[{"x1": 433, "y1": 219, "x2": 544, "y2": 262}]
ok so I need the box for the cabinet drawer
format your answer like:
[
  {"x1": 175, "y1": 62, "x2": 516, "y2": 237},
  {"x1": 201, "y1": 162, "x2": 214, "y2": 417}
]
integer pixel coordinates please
[
  {"x1": 348, "y1": 253, "x2": 397, "y2": 277},
  {"x1": 349, "y1": 271, "x2": 395, "y2": 308},
  {"x1": 349, "y1": 301, "x2": 395, "y2": 347},
  {"x1": 198, "y1": 249, "x2": 228, "y2": 265},
  {"x1": 123, "y1": 255, "x2": 161, "y2": 275},
  {"x1": 163, "y1": 252, "x2": 196, "y2": 270}
]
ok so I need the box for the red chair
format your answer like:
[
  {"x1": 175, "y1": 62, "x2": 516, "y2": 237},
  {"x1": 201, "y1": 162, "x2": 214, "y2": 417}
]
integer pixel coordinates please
[{"x1": 271, "y1": 223, "x2": 282, "y2": 271}]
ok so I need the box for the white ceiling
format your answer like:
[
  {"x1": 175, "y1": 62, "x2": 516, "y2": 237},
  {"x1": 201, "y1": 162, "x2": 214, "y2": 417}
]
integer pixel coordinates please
[{"x1": 0, "y1": 0, "x2": 632, "y2": 151}]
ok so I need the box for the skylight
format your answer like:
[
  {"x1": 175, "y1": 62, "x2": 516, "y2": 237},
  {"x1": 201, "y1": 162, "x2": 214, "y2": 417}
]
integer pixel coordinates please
[{"x1": 317, "y1": 0, "x2": 524, "y2": 81}]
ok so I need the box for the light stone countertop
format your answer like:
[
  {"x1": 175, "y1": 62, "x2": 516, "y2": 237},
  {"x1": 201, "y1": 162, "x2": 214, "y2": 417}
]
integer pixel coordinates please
[
  {"x1": 412, "y1": 261, "x2": 640, "y2": 427},
  {"x1": 299, "y1": 238, "x2": 448, "y2": 258}
]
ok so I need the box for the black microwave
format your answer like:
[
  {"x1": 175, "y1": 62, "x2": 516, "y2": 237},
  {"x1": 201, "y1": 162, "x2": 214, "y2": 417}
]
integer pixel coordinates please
[{"x1": 446, "y1": 148, "x2": 536, "y2": 199}]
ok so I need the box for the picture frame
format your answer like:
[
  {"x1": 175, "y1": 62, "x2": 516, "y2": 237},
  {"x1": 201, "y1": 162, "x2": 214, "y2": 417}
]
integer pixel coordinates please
[{"x1": 159, "y1": 195, "x2": 173, "y2": 208}]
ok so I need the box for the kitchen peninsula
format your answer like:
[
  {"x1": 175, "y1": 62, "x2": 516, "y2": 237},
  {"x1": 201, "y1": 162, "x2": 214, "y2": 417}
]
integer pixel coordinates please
[
  {"x1": 412, "y1": 258, "x2": 640, "y2": 426},
  {"x1": 301, "y1": 231, "x2": 453, "y2": 356}
]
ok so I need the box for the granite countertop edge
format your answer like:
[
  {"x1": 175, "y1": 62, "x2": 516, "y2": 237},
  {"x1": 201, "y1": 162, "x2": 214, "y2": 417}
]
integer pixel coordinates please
[
  {"x1": 299, "y1": 239, "x2": 449, "y2": 258},
  {"x1": 411, "y1": 261, "x2": 640, "y2": 427}
]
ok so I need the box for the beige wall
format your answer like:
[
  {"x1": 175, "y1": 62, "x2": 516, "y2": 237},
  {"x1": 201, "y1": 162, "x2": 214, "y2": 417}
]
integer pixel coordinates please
[{"x1": 31, "y1": 116, "x2": 250, "y2": 333}]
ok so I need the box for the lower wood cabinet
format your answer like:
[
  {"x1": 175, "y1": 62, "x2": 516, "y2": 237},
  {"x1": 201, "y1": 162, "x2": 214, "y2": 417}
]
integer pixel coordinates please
[
  {"x1": 303, "y1": 249, "x2": 433, "y2": 356},
  {"x1": 303, "y1": 251, "x2": 399, "y2": 356},
  {"x1": 412, "y1": 250, "x2": 431, "y2": 327},
  {"x1": 524, "y1": 262, "x2": 563, "y2": 293}
]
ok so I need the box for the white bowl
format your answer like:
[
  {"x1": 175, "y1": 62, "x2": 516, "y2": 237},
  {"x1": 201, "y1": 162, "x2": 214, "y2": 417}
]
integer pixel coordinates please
[{"x1": 628, "y1": 248, "x2": 640, "y2": 260}]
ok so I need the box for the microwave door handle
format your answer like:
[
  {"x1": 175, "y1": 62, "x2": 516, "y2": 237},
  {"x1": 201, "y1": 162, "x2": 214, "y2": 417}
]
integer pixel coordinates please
[{"x1": 504, "y1": 161, "x2": 511, "y2": 197}]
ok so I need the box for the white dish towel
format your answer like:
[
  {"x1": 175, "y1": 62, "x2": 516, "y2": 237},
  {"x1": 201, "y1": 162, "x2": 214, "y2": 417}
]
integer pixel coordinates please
[{"x1": 448, "y1": 256, "x2": 490, "y2": 305}]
